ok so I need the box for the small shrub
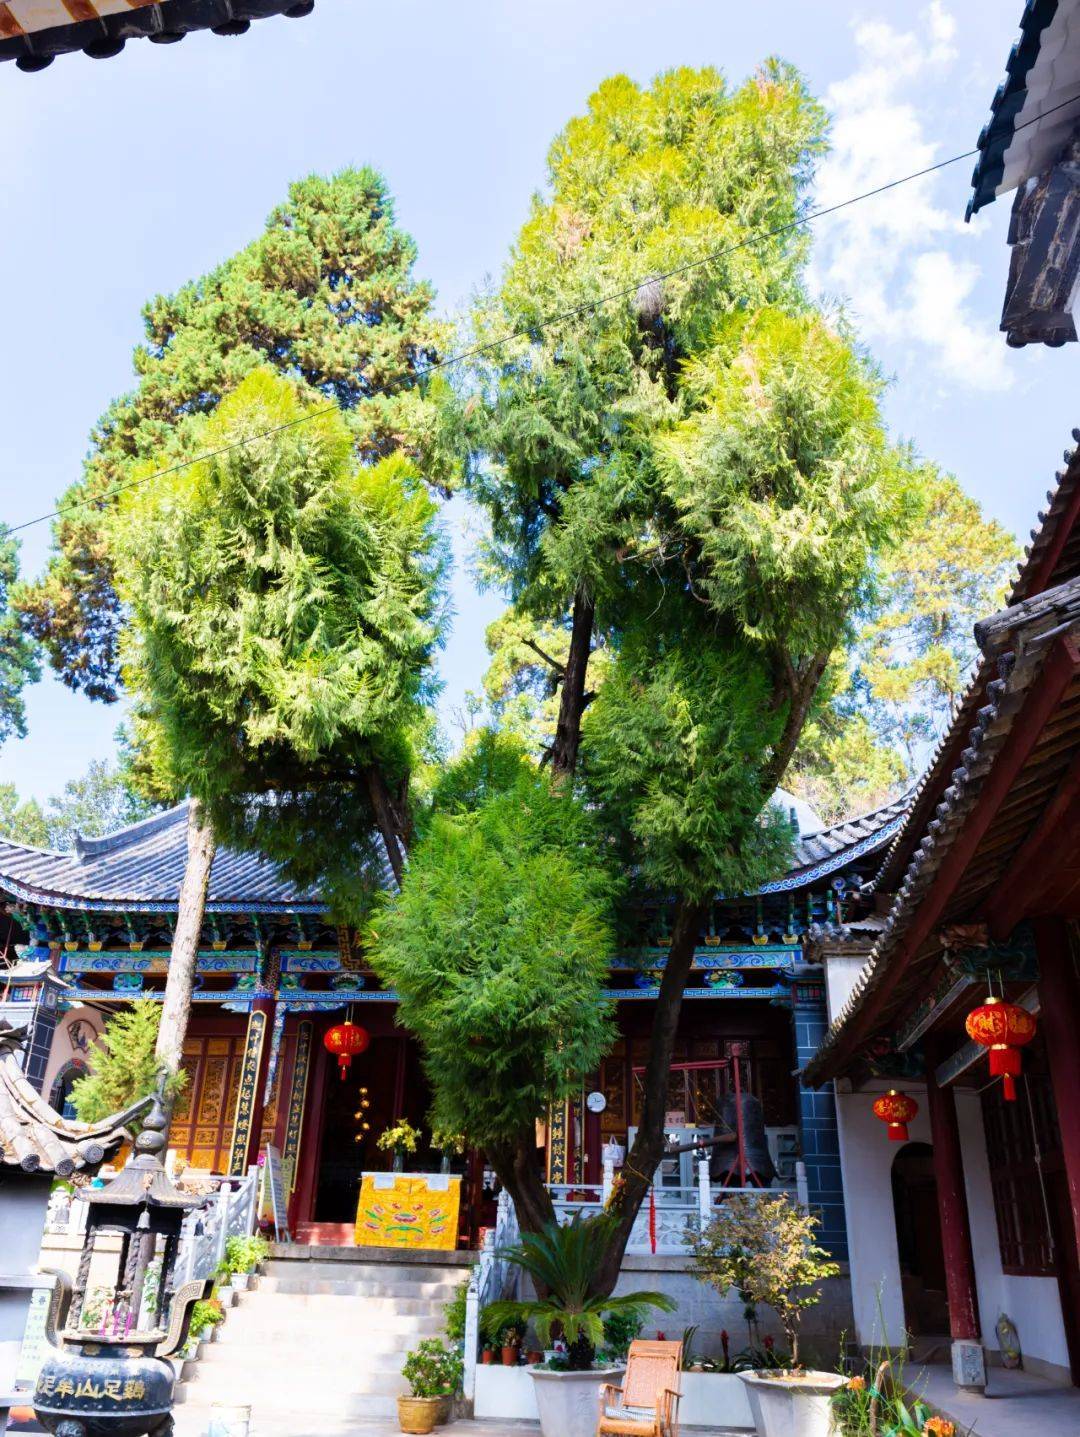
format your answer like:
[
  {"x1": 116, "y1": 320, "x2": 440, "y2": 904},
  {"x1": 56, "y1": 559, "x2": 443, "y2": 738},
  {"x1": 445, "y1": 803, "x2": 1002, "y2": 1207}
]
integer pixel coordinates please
[
  {"x1": 188, "y1": 1298, "x2": 225, "y2": 1341},
  {"x1": 691, "y1": 1194, "x2": 839, "y2": 1369},
  {"x1": 602, "y1": 1309, "x2": 644, "y2": 1360},
  {"x1": 222, "y1": 1233, "x2": 270, "y2": 1276},
  {"x1": 444, "y1": 1274, "x2": 470, "y2": 1344},
  {"x1": 401, "y1": 1338, "x2": 464, "y2": 1398}
]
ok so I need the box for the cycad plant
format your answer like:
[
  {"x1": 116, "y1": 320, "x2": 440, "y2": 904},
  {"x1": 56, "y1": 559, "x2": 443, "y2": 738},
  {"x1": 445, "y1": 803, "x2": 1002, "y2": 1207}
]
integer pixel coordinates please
[{"x1": 480, "y1": 1214, "x2": 674, "y2": 1370}]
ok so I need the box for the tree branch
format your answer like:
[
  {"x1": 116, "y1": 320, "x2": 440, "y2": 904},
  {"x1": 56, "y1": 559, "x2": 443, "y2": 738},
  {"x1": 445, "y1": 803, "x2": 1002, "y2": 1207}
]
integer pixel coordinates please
[{"x1": 522, "y1": 638, "x2": 566, "y2": 677}]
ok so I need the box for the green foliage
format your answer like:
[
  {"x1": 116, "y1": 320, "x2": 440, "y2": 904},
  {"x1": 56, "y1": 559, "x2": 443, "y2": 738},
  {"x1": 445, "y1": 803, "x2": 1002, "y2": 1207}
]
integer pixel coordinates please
[
  {"x1": 43, "y1": 760, "x2": 155, "y2": 852},
  {"x1": 790, "y1": 466, "x2": 1020, "y2": 823},
  {"x1": 69, "y1": 1001, "x2": 185, "y2": 1125},
  {"x1": 481, "y1": 1215, "x2": 674, "y2": 1367},
  {"x1": 691, "y1": 1194, "x2": 840, "y2": 1367},
  {"x1": 832, "y1": 1340, "x2": 965, "y2": 1437},
  {"x1": 469, "y1": 64, "x2": 827, "y2": 617},
  {"x1": 0, "y1": 761, "x2": 154, "y2": 854},
  {"x1": 19, "y1": 167, "x2": 453, "y2": 703},
  {"x1": 444, "y1": 1275, "x2": 471, "y2": 1345},
  {"x1": 582, "y1": 631, "x2": 794, "y2": 901},
  {"x1": 601, "y1": 1308, "x2": 644, "y2": 1360},
  {"x1": 221, "y1": 1234, "x2": 270, "y2": 1277},
  {"x1": 401, "y1": 1338, "x2": 464, "y2": 1398},
  {"x1": 0, "y1": 784, "x2": 48, "y2": 847},
  {"x1": 369, "y1": 749, "x2": 616, "y2": 1146},
  {"x1": 187, "y1": 1298, "x2": 225, "y2": 1340},
  {"x1": 0, "y1": 532, "x2": 39, "y2": 745},
  {"x1": 112, "y1": 369, "x2": 446, "y2": 917}
]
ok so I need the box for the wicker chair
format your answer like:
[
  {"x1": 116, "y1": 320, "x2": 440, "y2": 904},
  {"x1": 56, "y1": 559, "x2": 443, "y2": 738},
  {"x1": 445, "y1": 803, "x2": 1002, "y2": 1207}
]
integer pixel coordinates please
[{"x1": 597, "y1": 1338, "x2": 682, "y2": 1437}]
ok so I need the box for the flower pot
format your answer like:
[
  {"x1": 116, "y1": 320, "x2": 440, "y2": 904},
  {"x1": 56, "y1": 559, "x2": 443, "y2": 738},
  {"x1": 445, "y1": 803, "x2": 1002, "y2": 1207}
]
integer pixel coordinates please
[
  {"x1": 481, "y1": 1350, "x2": 494, "y2": 1365},
  {"x1": 529, "y1": 1365, "x2": 624, "y2": 1437},
  {"x1": 397, "y1": 1395, "x2": 440, "y2": 1434},
  {"x1": 737, "y1": 1369, "x2": 847, "y2": 1437},
  {"x1": 526, "y1": 1350, "x2": 543, "y2": 1365},
  {"x1": 434, "y1": 1394, "x2": 452, "y2": 1424},
  {"x1": 230, "y1": 1272, "x2": 251, "y2": 1292},
  {"x1": 501, "y1": 1345, "x2": 518, "y2": 1366}
]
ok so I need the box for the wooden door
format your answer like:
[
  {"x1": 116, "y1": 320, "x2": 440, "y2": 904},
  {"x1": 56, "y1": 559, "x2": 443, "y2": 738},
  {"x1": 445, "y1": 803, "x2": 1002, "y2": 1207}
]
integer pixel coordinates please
[{"x1": 172, "y1": 1032, "x2": 246, "y2": 1173}]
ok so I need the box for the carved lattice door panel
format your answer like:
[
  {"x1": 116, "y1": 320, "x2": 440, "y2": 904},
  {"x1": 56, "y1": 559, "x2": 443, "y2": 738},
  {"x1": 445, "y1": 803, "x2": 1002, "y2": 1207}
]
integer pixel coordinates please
[{"x1": 171, "y1": 1033, "x2": 246, "y2": 1173}]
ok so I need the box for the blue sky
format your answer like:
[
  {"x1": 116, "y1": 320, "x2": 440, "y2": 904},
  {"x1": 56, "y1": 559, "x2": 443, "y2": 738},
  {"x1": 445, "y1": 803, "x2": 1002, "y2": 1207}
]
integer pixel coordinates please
[{"x1": 0, "y1": 0, "x2": 1075, "y2": 805}]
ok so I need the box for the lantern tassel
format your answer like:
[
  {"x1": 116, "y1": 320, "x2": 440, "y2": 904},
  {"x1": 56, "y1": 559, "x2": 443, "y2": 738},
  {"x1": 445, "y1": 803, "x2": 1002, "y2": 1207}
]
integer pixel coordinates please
[{"x1": 1002, "y1": 1073, "x2": 1017, "y2": 1102}]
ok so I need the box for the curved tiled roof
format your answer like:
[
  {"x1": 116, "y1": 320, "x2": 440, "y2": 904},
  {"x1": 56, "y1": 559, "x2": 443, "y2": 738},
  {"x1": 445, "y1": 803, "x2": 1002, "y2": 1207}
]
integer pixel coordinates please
[
  {"x1": 968, "y1": 0, "x2": 1080, "y2": 217},
  {"x1": 0, "y1": 802, "x2": 334, "y2": 913},
  {"x1": 0, "y1": 1020, "x2": 144, "y2": 1175},
  {"x1": 0, "y1": 0, "x2": 314, "y2": 73},
  {"x1": 0, "y1": 793, "x2": 902, "y2": 914}
]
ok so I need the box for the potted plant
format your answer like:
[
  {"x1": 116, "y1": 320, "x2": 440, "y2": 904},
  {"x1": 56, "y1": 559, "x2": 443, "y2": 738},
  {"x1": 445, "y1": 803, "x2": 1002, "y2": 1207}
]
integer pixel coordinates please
[
  {"x1": 377, "y1": 1118, "x2": 421, "y2": 1172},
  {"x1": 482, "y1": 1213, "x2": 674, "y2": 1437},
  {"x1": 219, "y1": 1233, "x2": 270, "y2": 1292},
  {"x1": 691, "y1": 1194, "x2": 843, "y2": 1437},
  {"x1": 398, "y1": 1338, "x2": 463, "y2": 1433},
  {"x1": 480, "y1": 1341, "x2": 495, "y2": 1365},
  {"x1": 494, "y1": 1319, "x2": 524, "y2": 1366}
]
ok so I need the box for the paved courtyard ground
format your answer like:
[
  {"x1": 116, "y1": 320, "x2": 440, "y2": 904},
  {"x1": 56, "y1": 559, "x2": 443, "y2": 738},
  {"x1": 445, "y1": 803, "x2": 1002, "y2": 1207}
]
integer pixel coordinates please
[
  {"x1": 914, "y1": 1364, "x2": 1080, "y2": 1437},
  {"x1": 173, "y1": 1408, "x2": 743, "y2": 1437}
]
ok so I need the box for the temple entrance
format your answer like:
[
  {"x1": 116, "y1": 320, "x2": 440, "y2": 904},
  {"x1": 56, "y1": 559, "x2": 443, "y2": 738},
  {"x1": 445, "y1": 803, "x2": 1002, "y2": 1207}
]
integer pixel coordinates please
[
  {"x1": 313, "y1": 1034, "x2": 434, "y2": 1224},
  {"x1": 892, "y1": 1141, "x2": 949, "y2": 1336}
]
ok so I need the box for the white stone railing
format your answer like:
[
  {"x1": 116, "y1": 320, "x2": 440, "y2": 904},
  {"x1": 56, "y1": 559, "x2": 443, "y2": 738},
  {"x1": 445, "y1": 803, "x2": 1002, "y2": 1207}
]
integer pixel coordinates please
[
  {"x1": 463, "y1": 1188, "x2": 518, "y2": 1405},
  {"x1": 44, "y1": 1168, "x2": 260, "y2": 1285}
]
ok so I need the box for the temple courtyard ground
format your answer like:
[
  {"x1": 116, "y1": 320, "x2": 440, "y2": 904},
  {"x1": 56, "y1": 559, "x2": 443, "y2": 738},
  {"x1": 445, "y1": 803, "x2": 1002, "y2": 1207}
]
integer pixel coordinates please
[{"x1": 171, "y1": 1365, "x2": 1080, "y2": 1437}]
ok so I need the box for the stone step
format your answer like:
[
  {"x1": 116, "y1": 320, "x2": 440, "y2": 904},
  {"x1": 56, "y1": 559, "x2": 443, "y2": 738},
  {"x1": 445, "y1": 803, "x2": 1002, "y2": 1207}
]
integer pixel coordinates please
[
  {"x1": 178, "y1": 1382, "x2": 404, "y2": 1419},
  {"x1": 215, "y1": 1307, "x2": 442, "y2": 1332},
  {"x1": 186, "y1": 1363, "x2": 411, "y2": 1397},
  {"x1": 229, "y1": 1287, "x2": 447, "y2": 1313},
  {"x1": 196, "y1": 1344, "x2": 408, "y2": 1375},
  {"x1": 257, "y1": 1275, "x2": 460, "y2": 1300},
  {"x1": 264, "y1": 1257, "x2": 468, "y2": 1283}
]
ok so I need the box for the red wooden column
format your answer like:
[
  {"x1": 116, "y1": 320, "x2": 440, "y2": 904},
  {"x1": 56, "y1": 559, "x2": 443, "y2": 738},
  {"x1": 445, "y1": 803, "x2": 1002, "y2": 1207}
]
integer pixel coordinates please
[
  {"x1": 925, "y1": 1050, "x2": 986, "y2": 1389},
  {"x1": 1033, "y1": 916, "x2": 1080, "y2": 1262},
  {"x1": 290, "y1": 1024, "x2": 330, "y2": 1231}
]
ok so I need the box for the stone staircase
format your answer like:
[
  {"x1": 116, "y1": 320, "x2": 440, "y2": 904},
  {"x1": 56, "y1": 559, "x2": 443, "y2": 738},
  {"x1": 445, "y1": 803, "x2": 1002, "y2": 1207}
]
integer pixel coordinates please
[{"x1": 175, "y1": 1248, "x2": 472, "y2": 1426}]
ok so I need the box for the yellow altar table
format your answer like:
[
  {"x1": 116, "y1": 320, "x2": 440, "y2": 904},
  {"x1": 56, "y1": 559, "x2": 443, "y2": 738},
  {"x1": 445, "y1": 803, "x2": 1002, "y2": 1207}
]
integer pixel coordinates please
[{"x1": 354, "y1": 1172, "x2": 461, "y2": 1250}]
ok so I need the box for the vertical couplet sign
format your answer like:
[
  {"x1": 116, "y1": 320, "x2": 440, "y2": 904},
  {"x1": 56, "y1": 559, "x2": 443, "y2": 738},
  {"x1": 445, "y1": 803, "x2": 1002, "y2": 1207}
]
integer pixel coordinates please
[{"x1": 227, "y1": 1007, "x2": 268, "y2": 1176}]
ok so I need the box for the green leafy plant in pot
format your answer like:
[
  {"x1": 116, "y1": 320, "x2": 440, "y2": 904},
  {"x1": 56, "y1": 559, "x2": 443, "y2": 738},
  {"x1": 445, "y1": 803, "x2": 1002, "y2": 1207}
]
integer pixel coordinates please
[{"x1": 398, "y1": 1338, "x2": 463, "y2": 1433}]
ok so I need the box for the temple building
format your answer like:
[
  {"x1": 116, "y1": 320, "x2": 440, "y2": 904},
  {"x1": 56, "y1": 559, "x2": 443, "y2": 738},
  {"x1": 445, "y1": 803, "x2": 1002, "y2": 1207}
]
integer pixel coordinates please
[
  {"x1": 0, "y1": 791, "x2": 906, "y2": 1253},
  {"x1": 803, "y1": 438, "x2": 1080, "y2": 1393}
]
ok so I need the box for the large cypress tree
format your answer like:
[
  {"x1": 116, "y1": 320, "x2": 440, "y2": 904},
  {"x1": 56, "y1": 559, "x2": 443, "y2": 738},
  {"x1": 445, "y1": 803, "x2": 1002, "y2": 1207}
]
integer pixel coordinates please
[
  {"x1": 450, "y1": 65, "x2": 918, "y2": 1292},
  {"x1": 18, "y1": 169, "x2": 452, "y2": 703}
]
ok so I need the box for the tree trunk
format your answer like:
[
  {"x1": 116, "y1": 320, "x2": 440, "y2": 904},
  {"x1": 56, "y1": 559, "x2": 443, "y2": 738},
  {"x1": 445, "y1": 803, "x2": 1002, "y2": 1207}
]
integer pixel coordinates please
[
  {"x1": 155, "y1": 800, "x2": 216, "y2": 1077},
  {"x1": 364, "y1": 765, "x2": 407, "y2": 884},
  {"x1": 487, "y1": 1132, "x2": 556, "y2": 1239},
  {"x1": 549, "y1": 589, "x2": 595, "y2": 782},
  {"x1": 589, "y1": 895, "x2": 708, "y2": 1297},
  {"x1": 760, "y1": 651, "x2": 829, "y2": 799}
]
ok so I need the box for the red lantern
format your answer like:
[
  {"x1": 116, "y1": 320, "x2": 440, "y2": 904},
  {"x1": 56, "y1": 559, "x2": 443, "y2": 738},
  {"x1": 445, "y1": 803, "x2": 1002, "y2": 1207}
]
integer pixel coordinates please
[
  {"x1": 872, "y1": 1089, "x2": 918, "y2": 1142},
  {"x1": 323, "y1": 1020, "x2": 370, "y2": 1079},
  {"x1": 965, "y1": 996, "x2": 1036, "y2": 1101}
]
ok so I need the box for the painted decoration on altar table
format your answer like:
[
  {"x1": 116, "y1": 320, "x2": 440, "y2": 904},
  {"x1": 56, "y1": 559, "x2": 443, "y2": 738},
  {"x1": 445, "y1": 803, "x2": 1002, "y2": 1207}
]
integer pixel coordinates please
[{"x1": 354, "y1": 1174, "x2": 461, "y2": 1250}]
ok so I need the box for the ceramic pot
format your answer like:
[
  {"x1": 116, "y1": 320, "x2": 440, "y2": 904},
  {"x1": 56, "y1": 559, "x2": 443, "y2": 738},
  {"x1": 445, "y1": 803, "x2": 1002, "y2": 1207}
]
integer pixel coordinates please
[
  {"x1": 529, "y1": 1365, "x2": 624, "y2": 1437},
  {"x1": 434, "y1": 1394, "x2": 452, "y2": 1424},
  {"x1": 501, "y1": 1345, "x2": 518, "y2": 1366},
  {"x1": 526, "y1": 1349, "x2": 543, "y2": 1365},
  {"x1": 737, "y1": 1369, "x2": 847, "y2": 1437},
  {"x1": 481, "y1": 1350, "x2": 494, "y2": 1364},
  {"x1": 397, "y1": 1395, "x2": 440, "y2": 1433}
]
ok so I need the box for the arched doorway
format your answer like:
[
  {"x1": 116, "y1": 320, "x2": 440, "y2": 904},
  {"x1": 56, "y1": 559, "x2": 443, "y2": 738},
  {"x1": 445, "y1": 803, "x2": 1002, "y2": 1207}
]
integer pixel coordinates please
[
  {"x1": 891, "y1": 1141, "x2": 948, "y2": 1335},
  {"x1": 49, "y1": 1060, "x2": 88, "y2": 1119}
]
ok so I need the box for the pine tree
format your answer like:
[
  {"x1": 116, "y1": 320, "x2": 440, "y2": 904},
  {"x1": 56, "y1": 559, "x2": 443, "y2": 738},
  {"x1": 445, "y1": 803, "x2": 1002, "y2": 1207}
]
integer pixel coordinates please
[
  {"x1": 69, "y1": 1001, "x2": 184, "y2": 1125},
  {"x1": 18, "y1": 169, "x2": 453, "y2": 703}
]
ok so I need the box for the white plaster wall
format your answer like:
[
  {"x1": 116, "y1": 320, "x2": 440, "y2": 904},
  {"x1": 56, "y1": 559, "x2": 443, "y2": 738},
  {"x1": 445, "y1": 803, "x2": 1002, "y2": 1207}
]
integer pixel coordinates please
[
  {"x1": 833, "y1": 1077, "x2": 1072, "y2": 1376},
  {"x1": 833, "y1": 1081, "x2": 928, "y2": 1349},
  {"x1": 955, "y1": 1089, "x2": 1071, "y2": 1375},
  {"x1": 824, "y1": 957, "x2": 871, "y2": 1027}
]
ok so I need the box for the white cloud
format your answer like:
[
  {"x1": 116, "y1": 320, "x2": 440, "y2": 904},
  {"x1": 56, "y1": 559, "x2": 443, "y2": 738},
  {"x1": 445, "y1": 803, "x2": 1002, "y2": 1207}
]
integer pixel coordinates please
[{"x1": 809, "y1": 2, "x2": 1012, "y2": 393}]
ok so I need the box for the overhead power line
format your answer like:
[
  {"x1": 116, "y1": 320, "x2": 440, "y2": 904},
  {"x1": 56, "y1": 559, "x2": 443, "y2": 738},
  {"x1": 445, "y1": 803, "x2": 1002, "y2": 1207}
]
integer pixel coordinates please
[{"x1": 9, "y1": 89, "x2": 1080, "y2": 540}]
